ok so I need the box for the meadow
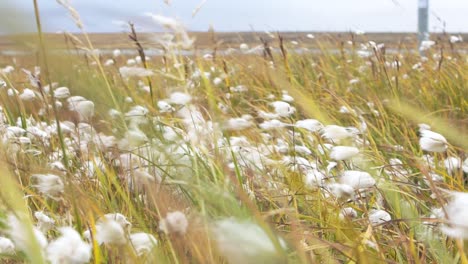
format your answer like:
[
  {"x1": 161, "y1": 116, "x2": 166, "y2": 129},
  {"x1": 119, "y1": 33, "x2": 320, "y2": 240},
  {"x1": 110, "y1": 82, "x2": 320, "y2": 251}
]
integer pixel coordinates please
[{"x1": 0, "y1": 10, "x2": 467, "y2": 264}]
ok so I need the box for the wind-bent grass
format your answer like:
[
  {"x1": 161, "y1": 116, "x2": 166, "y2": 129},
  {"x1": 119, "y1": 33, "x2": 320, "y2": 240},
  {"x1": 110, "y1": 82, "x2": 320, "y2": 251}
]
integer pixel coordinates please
[{"x1": 0, "y1": 12, "x2": 467, "y2": 264}]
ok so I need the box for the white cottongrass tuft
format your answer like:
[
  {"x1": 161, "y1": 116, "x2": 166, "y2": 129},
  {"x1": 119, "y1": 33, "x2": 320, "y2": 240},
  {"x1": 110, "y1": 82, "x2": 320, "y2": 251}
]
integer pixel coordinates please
[
  {"x1": 0, "y1": 236, "x2": 15, "y2": 254},
  {"x1": 321, "y1": 125, "x2": 353, "y2": 142},
  {"x1": 7, "y1": 88, "x2": 18, "y2": 97},
  {"x1": 118, "y1": 128, "x2": 148, "y2": 149},
  {"x1": 119, "y1": 66, "x2": 154, "y2": 78},
  {"x1": 46, "y1": 227, "x2": 92, "y2": 264},
  {"x1": 213, "y1": 77, "x2": 223, "y2": 86},
  {"x1": 224, "y1": 116, "x2": 253, "y2": 131},
  {"x1": 113, "y1": 49, "x2": 121, "y2": 57},
  {"x1": 303, "y1": 169, "x2": 326, "y2": 188},
  {"x1": 419, "y1": 130, "x2": 448, "y2": 152},
  {"x1": 1, "y1": 65, "x2": 15, "y2": 74},
  {"x1": 159, "y1": 211, "x2": 188, "y2": 235},
  {"x1": 339, "y1": 170, "x2": 376, "y2": 190},
  {"x1": 281, "y1": 92, "x2": 294, "y2": 102},
  {"x1": 339, "y1": 105, "x2": 355, "y2": 115},
  {"x1": 368, "y1": 209, "x2": 391, "y2": 226},
  {"x1": 102, "y1": 58, "x2": 114, "y2": 65},
  {"x1": 325, "y1": 183, "x2": 355, "y2": 199},
  {"x1": 443, "y1": 157, "x2": 462, "y2": 174},
  {"x1": 157, "y1": 100, "x2": 175, "y2": 112},
  {"x1": 53, "y1": 87, "x2": 71, "y2": 99},
  {"x1": 270, "y1": 101, "x2": 295, "y2": 117},
  {"x1": 259, "y1": 119, "x2": 288, "y2": 130},
  {"x1": 339, "y1": 207, "x2": 358, "y2": 220},
  {"x1": 295, "y1": 119, "x2": 323, "y2": 132},
  {"x1": 19, "y1": 88, "x2": 36, "y2": 101},
  {"x1": 449, "y1": 35, "x2": 463, "y2": 43},
  {"x1": 258, "y1": 110, "x2": 279, "y2": 120},
  {"x1": 463, "y1": 158, "x2": 468, "y2": 173},
  {"x1": 85, "y1": 213, "x2": 131, "y2": 245},
  {"x1": 239, "y1": 43, "x2": 249, "y2": 52},
  {"x1": 230, "y1": 85, "x2": 248, "y2": 93},
  {"x1": 420, "y1": 40, "x2": 435, "y2": 51},
  {"x1": 5, "y1": 214, "x2": 48, "y2": 254},
  {"x1": 67, "y1": 96, "x2": 95, "y2": 121},
  {"x1": 125, "y1": 105, "x2": 149, "y2": 126},
  {"x1": 31, "y1": 173, "x2": 64, "y2": 199},
  {"x1": 169, "y1": 92, "x2": 192, "y2": 105},
  {"x1": 130, "y1": 232, "x2": 158, "y2": 256},
  {"x1": 212, "y1": 218, "x2": 286, "y2": 264},
  {"x1": 203, "y1": 53, "x2": 213, "y2": 61},
  {"x1": 128, "y1": 168, "x2": 161, "y2": 189},
  {"x1": 329, "y1": 146, "x2": 359, "y2": 161},
  {"x1": 440, "y1": 192, "x2": 468, "y2": 239},
  {"x1": 35, "y1": 211, "x2": 55, "y2": 233},
  {"x1": 294, "y1": 145, "x2": 312, "y2": 155}
]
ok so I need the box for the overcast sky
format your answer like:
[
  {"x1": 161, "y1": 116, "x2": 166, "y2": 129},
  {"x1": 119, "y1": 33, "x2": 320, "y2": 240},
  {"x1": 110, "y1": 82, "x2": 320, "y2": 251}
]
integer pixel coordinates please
[{"x1": 1, "y1": 0, "x2": 467, "y2": 34}]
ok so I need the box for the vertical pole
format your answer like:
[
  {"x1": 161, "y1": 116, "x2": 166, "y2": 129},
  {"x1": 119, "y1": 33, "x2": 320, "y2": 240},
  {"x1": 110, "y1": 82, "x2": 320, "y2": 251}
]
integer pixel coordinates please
[{"x1": 418, "y1": 0, "x2": 429, "y2": 53}]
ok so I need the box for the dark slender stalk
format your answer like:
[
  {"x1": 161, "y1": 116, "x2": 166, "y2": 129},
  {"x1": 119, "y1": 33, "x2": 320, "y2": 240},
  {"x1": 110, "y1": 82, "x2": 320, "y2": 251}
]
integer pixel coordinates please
[{"x1": 128, "y1": 22, "x2": 154, "y2": 102}]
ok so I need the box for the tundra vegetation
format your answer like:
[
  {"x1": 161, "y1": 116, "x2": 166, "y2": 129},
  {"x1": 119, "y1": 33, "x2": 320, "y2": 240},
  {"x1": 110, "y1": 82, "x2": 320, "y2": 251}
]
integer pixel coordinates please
[{"x1": 0, "y1": 4, "x2": 467, "y2": 264}]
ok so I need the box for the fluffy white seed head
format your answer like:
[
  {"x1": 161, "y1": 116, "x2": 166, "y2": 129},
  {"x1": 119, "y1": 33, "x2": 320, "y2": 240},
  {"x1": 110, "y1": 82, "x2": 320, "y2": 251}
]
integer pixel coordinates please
[
  {"x1": 169, "y1": 92, "x2": 192, "y2": 105},
  {"x1": 19, "y1": 88, "x2": 36, "y2": 101},
  {"x1": 420, "y1": 40, "x2": 435, "y2": 51},
  {"x1": 53, "y1": 87, "x2": 70, "y2": 99},
  {"x1": 270, "y1": 101, "x2": 295, "y2": 117},
  {"x1": 259, "y1": 119, "x2": 288, "y2": 130},
  {"x1": 119, "y1": 66, "x2": 154, "y2": 78},
  {"x1": 5, "y1": 214, "x2": 48, "y2": 254},
  {"x1": 419, "y1": 130, "x2": 447, "y2": 152},
  {"x1": 339, "y1": 207, "x2": 358, "y2": 220},
  {"x1": 0, "y1": 237, "x2": 15, "y2": 254},
  {"x1": 281, "y1": 92, "x2": 294, "y2": 102},
  {"x1": 450, "y1": 35, "x2": 463, "y2": 43},
  {"x1": 329, "y1": 146, "x2": 359, "y2": 161},
  {"x1": 67, "y1": 97, "x2": 94, "y2": 121},
  {"x1": 159, "y1": 211, "x2": 188, "y2": 235},
  {"x1": 85, "y1": 213, "x2": 131, "y2": 245},
  {"x1": 303, "y1": 169, "x2": 326, "y2": 188},
  {"x1": 113, "y1": 49, "x2": 121, "y2": 57},
  {"x1": 339, "y1": 170, "x2": 376, "y2": 190},
  {"x1": 441, "y1": 192, "x2": 468, "y2": 239},
  {"x1": 321, "y1": 125, "x2": 353, "y2": 143},
  {"x1": 157, "y1": 100, "x2": 175, "y2": 112},
  {"x1": 239, "y1": 43, "x2": 249, "y2": 52},
  {"x1": 130, "y1": 232, "x2": 158, "y2": 256},
  {"x1": 463, "y1": 158, "x2": 468, "y2": 173},
  {"x1": 325, "y1": 183, "x2": 355, "y2": 199},
  {"x1": 35, "y1": 211, "x2": 55, "y2": 233},
  {"x1": 46, "y1": 227, "x2": 92, "y2": 264},
  {"x1": 31, "y1": 174, "x2": 64, "y2": 199},
  {"x1": 295, "y1": 119, "x2": 323, "y2": 132},
  {"x1": 368, "y1": 209, "x2": 391, "y2": 226},
  {"x1": 444, "y1": 157, "x2": 462, "y2": 174},
  {"x1": 224, "y1": 117, "x2": 253, "y2": 131}
]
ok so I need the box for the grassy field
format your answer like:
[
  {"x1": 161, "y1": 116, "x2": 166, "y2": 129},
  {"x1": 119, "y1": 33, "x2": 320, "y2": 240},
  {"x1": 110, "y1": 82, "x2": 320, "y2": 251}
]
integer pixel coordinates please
[{"x1": 0, "y1": 15, "x2": 467, "y2": 264}]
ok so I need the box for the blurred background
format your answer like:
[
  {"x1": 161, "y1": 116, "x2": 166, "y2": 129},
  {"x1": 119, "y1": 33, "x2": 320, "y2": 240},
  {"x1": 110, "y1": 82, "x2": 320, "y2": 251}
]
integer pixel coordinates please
[{"x1": 0, "y1": 0, "x2": 467, "y2": 34}]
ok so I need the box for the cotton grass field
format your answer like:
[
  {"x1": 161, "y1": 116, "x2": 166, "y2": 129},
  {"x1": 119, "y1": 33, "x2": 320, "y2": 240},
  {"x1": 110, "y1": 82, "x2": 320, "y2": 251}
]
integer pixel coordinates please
[{"x1": 0, "y1": 5, "x2": 467, "y2": 264}]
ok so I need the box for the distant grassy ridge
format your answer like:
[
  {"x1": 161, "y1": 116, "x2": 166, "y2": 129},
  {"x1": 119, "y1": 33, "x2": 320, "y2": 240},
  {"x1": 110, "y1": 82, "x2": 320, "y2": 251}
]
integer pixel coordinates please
[{"x1": 1, "y1": 32, "x2": 467, "y2": 51}]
